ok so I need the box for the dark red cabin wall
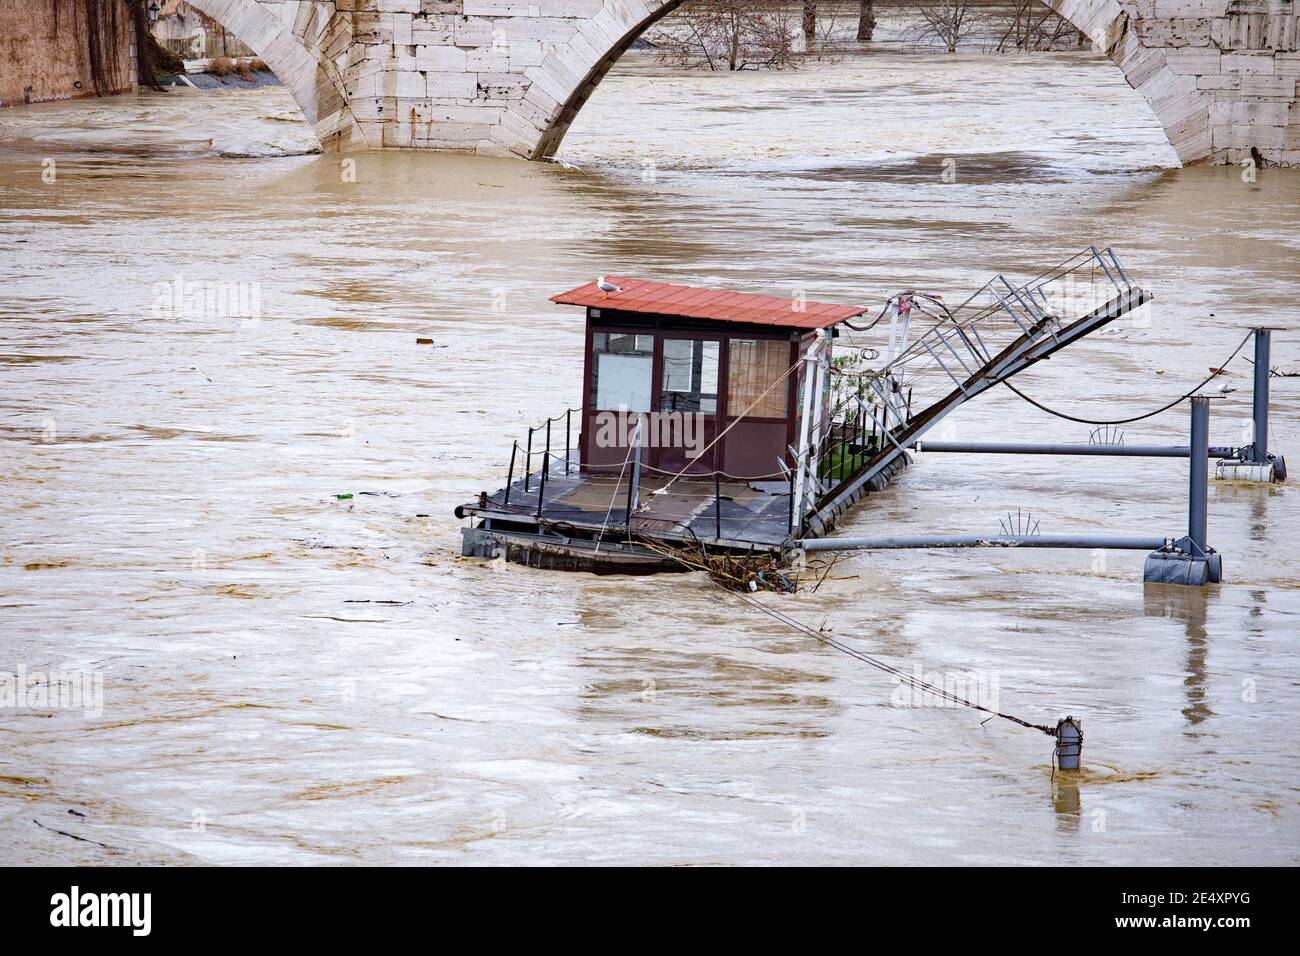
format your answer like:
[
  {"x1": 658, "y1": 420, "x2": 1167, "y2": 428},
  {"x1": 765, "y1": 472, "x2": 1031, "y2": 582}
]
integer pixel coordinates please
[{"x1": 580, "y1": 307, "x2": 805, "y2": 477}]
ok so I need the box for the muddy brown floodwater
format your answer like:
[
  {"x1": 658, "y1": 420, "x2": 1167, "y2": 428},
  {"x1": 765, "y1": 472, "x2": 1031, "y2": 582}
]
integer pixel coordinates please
[{"x1": 1, "y1": 51, "x2": 1298, "y2": 865}]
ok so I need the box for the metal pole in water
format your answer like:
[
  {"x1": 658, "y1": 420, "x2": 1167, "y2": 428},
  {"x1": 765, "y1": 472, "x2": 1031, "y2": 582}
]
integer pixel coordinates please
[
  {"x1": 1055, "y1": 717, "x2": 1082, "y2": 771},
  {"x1": 1189, "y1": 395, "x2": 1209, "y2": 555},
  {"x1": 1252, "y1": 328, "x2": 1270, "y2": 462}
]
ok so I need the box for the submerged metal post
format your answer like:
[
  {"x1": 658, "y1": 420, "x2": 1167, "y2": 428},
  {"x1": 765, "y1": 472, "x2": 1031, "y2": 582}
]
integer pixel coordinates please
[
  {"x1": 1055, "y1": 717, "x2": 1082, "y2": 771},
  {"x1": 1252, "y1": 327, "x2": 1270, "y2": 463},
  {"x1": 1217, "y1": 327, "x2": 1284, "y2": 482},
  {"x1": 1189, "y1": 395, "x2": 1209, "y2": 555},
  {"x1": 1143, "y1": 395, "x2": 1220, "y2": 586},
  {"x1": 565, "y1": 408, "x2": 572, "y2": 475}
]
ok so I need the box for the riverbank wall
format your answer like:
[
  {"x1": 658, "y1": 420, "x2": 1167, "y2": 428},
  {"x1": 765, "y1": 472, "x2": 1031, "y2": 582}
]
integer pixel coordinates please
[{"x1": 0, "y1": 0, "x2": 136, "y2": 109}]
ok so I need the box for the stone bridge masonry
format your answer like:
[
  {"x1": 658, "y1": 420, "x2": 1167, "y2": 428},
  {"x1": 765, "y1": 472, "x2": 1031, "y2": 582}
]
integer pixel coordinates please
[{"x1": 184, "y1": 0, "x2": 1300, "y2": 166}]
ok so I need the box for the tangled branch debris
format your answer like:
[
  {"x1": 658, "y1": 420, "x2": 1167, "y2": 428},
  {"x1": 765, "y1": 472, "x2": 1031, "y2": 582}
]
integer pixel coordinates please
[{"x1": 636, "y1": 536, "x2": 799, "y2": 593}]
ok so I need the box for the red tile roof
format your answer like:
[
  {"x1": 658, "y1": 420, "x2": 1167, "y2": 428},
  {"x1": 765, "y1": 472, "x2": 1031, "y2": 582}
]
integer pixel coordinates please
[{"x1": 551, "y1": 277, "x2": 867, "y2": 329}]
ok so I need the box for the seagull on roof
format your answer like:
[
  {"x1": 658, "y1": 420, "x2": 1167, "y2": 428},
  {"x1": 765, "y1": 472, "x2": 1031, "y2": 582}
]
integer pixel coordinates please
[{"x1": 597, "y1": 276, "x2": 624, "y2": 299}]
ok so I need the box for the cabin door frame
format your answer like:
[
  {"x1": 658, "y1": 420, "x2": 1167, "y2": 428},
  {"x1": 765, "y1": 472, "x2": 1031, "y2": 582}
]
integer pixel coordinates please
[{"x1": 653, "y1": 330, "x2": 727, "y2": 476}]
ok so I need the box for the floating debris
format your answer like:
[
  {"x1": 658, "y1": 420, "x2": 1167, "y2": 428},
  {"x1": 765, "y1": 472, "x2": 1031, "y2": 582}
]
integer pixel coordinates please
[{"x1": 638, "y1": 539, "x2": 799, "y2": 593}]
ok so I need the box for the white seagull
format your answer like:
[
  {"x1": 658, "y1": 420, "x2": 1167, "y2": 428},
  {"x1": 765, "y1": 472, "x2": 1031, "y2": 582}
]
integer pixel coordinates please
[{"x1": 597, "y1": 276, "x2": 624, "y2": 299}]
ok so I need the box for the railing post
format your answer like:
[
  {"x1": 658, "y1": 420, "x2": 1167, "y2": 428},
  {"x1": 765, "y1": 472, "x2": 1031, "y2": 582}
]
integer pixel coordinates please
[
  {"x1": 859, "y1": 410, "x2": 866, "y2": 470},
  {"x1": 524, "y1": 427, "x2": 533, "y2": 493},
  {"x1": 625, "y1": 416, "x2": 642, "y2": 534},
  {"x1": 503, "y1": 441, "x2": 517, "y2": 507},
  {"x1": 714, "y1": 471, "x2": 722, "y2": 540},
  {"x1": 791, "y1": 331, "x2": 825, "y2": 533},
  {"x1": 1189, "y1": 395, "x2": 1209, "y2": 555},
  {"x1": 1251, "y1": 328, "x2": 1270, "y2": 462},
  {"x1": 787, "y1": 464, "x2": 795, "y2": 533},
  {"x1": 536, "y1": 420, "x2": 550, "y2": 519},
  {"x1": 565, "y1": 408, "x2": 572, "y2": 475}
]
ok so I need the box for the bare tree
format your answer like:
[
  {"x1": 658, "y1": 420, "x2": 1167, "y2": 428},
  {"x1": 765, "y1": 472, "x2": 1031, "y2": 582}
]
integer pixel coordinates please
[
  {"x1": 857, "y1": 0, "x2": 876, "y2": 41},
  {"x1": 651, "y1": 1, "x2": 798, "y2": 71},
  {"x1": 993, "y1": 0, "x2": 1088, "y2": 52},
  {"x1": 802, "y1": 0, "x2": 818, "y2": 45},
  {"x1": 911, "y1": 0, "x2": 977, "y2": 53}
]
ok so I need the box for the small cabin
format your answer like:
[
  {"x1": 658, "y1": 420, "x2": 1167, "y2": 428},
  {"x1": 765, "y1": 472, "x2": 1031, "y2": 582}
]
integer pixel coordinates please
[{"x1": 551, "y1": 278, "x2": 869, "y2": 480}]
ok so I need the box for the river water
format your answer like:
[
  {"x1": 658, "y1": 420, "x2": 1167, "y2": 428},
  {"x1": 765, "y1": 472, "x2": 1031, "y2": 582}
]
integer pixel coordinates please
[{"x1": 1, "y1": 50, "x2": 1297, "y2": 865}]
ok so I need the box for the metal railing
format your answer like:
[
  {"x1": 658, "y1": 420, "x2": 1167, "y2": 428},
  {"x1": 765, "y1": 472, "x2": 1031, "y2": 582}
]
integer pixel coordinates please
[
  {"x1": 806, "y1": 247, "x2": 1144, "y2": 522},
  {"x1": 502, "y1": 407, "x2": 580, "y2": 516},
  {"x1": 493, "y1": 406, "x2": 801, "y2": 544}
]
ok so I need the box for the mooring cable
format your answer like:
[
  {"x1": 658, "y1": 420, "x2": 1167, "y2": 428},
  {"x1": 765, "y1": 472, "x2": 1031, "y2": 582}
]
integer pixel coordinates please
[
  {"x1": 726, "y1": 588, "x2": 1057, "y2": 735},
  {"x1": 591, "y1": 430, "x2": 639, "y2": 556},
  {"x1": 636, "y1": 537, "x2": 1060, "y2": 737},
  {"x1": 999, "y1": 328, "x2": 1255, "y2": 426}
]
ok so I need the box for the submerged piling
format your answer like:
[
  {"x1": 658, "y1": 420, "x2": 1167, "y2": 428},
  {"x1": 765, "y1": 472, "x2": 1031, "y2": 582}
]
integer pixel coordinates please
[{"x1": 1055, "y1": 717, "x2": 1083, "y2": 771}]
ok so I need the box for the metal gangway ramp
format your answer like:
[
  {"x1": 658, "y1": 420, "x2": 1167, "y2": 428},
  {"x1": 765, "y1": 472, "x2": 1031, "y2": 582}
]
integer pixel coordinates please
[{"x1": 798, "y1": 247, "x2": 1149, "y2": 538}]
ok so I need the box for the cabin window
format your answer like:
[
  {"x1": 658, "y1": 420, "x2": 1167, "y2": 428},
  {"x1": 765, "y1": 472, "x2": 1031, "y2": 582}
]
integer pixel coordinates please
[
  {"x1": 591, "y1": 332, "x2": 653, "y2": 412},
  {"x1": 660, "y1": 339, "x2": 719, "y2": 415},
  {"x1": 728, "y1": 338, "x2": 789, "y2": 419}
]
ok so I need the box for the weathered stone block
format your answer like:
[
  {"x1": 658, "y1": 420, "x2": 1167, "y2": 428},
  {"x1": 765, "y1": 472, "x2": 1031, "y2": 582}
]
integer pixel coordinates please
[
  {"x1": 1212, "y1": 121, "x2": 1285, "y2": 147},
  {"x1": 1165, "y1": 49, "x2": 1222, "y2": 75},
  {"x1": 475, "y1": 72, "x2": 528, "y2": 101},
  {"x1": 416, "y1": 45, "x2": 467, "y2": 72},
  {"x1": 382, "y1": 123, "x2": 415, "y2": 147},
  {"x1": 467, "y1": 49, "x2": 512, "y2": 72},
  {"x1": 380, "y1": 70, "x2": 427, "y2": 98},
  {"x1": 349, "y1": 95, "x2": 398, "y2": 121},
  {"x1": 1222, "y1": 51, "x2": 1275, "y2": 73},
  {"x1": 454, "y1": 18, "x2": 499, "y2": 48},
  {"x1": 1210, "y1": 98, "x2": 1289, "y2": 126},
  {"x1": 425, "y1": 70, "x2": 478, "y2": 98},
  {"x1": 1138, "y1": 17, "x2": 1215, "y2": 48},
  {"x1": 1242, "y1": 74, "x2": 1296, "y2": 95},
  {"x1": 1151, "y1": 0, "x2": 1229, "y2": 17}
]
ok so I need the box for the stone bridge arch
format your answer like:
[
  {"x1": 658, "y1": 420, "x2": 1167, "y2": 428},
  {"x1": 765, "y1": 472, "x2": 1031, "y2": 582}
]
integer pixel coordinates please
[
  {"x1": 516, "y1": 0, "x2": 1263, "y2": 166},
  {"x1": 171, "y1": 1, "x2": 1299, "y2": 166},
  {"x1": 180, "y1": 0, "x2": 360, "y2": 149}
]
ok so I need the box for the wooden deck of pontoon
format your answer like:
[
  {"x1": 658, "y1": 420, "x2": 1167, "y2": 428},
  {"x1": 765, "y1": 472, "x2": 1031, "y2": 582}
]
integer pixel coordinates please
[{"x1": 459, "y1": 462, "x2": 795, "y2": 573}]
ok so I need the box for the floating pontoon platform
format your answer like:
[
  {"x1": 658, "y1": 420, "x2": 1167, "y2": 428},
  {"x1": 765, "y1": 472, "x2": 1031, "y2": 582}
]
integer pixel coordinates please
[{"x1": 457, "y1": 247, "x2": 1156, "y2": 574}]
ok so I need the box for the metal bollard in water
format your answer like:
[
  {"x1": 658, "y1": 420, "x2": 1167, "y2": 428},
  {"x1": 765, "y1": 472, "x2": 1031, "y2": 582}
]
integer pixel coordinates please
[{"x1": 1055, "y1": 716, "x2": 1083, "y2": 771}]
